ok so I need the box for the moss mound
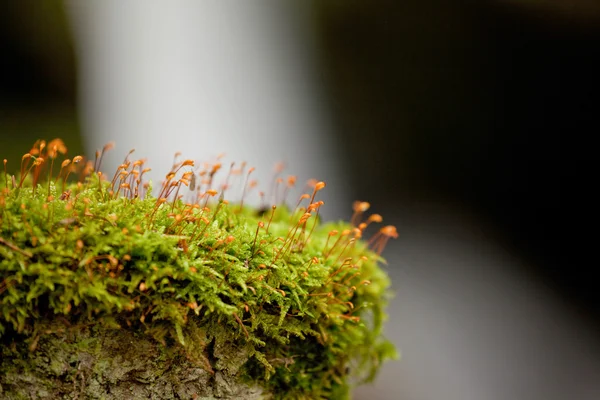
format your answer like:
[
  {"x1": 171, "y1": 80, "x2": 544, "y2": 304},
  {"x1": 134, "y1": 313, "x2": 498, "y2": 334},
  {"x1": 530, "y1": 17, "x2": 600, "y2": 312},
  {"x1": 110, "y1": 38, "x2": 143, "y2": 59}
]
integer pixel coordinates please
[{"x1": 0, "y1": 139, "x2": 397, "y2": 399}]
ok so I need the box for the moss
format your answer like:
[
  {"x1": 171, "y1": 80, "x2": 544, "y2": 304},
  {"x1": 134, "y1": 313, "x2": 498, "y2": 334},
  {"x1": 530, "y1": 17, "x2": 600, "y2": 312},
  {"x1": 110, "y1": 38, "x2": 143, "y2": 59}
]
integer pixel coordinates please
[{"x1": 1, "y1": 139, "x2": 397, "y2": 399}]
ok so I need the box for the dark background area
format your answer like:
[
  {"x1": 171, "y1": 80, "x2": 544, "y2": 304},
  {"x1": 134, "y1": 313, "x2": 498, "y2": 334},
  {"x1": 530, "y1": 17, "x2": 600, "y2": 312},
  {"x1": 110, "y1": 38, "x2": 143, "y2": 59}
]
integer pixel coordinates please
[
  {"x1": 0, "y1": 1, "x2": 82, "y2": 166},
  {"x1": 311, "y1": 1, "x2": 598, "y2": 322},
  {"x1": 1, "y1": 0, "x2": 598, "y2": 345}
]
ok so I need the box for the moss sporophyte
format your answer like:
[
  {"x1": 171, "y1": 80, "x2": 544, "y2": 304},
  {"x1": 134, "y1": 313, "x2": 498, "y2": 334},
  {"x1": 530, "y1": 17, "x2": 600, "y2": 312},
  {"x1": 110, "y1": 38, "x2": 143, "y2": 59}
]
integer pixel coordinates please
[{"x1": 0, "y1": 139, "x2": 398, "y2": 399}]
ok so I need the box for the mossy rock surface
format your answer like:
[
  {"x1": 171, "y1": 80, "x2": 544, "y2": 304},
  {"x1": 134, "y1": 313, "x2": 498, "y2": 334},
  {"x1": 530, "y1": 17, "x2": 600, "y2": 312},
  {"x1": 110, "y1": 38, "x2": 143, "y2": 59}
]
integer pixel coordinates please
[
  {"x1": 1, "y1": 322, "x2": 263, "y2": 399},
  {"x1": 1, "y1": 140, "x2": 397, "y2": 399}
]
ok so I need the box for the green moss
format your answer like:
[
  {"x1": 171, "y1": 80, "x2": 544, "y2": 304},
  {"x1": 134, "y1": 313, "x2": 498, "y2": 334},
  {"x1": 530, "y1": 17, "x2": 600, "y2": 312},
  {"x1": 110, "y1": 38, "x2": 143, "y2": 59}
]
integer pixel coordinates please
[{"x1": 1, "y1": 140, "x2": 397, "y2": 399}]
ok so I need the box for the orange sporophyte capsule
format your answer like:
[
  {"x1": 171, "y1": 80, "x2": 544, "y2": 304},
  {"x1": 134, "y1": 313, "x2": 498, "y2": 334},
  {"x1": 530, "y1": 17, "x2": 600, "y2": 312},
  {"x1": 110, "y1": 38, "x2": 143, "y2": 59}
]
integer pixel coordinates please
[
  {"x1": 353, "y1": 201, "x2": 370, "y2": 213},
  {"x1": 380, "y1": 225, "x2": 398, "y2": 238},
  {"x1": 47, "y1": 139, "x2": 67, "y2": 158},
  {"x1": 368, "y1": 214, "x2": 383, "y2": 223}
]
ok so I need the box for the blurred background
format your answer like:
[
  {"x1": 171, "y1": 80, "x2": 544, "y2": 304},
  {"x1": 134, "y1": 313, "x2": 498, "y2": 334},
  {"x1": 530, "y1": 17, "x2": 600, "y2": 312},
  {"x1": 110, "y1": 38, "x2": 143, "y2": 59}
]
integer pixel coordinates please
[{"x1": 1, "y1": 1, "x2": 598, "y2": 399}]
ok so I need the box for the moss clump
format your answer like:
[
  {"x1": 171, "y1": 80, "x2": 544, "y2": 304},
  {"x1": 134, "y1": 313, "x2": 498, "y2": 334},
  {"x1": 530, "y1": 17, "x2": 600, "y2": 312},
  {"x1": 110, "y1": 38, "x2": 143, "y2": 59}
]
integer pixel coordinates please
[{"x1": 1, "y1": 139, "x2": 397, "y2": 399}]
